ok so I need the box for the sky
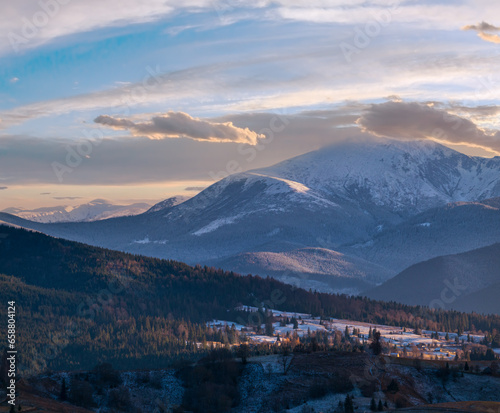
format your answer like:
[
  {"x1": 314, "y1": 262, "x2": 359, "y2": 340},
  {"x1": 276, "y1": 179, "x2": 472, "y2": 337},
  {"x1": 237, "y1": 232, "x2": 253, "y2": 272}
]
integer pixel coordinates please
[{"x1": 1, "y1": 0, "x2": 500, "y2": 210}]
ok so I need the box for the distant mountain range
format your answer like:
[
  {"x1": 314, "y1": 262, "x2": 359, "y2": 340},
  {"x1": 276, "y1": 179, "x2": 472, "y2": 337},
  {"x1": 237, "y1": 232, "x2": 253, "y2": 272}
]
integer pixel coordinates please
[
  {"x1": 1, "y1": 199, "x2": 153, "y2": 223},
  {"x1": 1, "y1": 137, "x2": 499, "y2": 300}
]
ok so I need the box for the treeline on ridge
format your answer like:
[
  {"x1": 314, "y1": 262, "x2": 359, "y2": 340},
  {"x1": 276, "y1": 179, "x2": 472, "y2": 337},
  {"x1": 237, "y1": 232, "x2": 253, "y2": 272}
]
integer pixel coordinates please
[{"x1": 0, "y1": 225, "x2": 499, "y2": 372}]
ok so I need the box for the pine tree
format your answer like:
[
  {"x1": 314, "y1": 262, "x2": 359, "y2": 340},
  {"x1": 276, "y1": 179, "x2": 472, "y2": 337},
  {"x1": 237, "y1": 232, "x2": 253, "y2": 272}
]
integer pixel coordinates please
[
  {"x1": 378, "y1": 399, "x2": 384, "y2": 411},
  {"x1": 344, "y1": 395, "x2": 354, "y2": 413},
  {"x1": 237, "y1": 344, "x2": 250, "y2": 364},
  {"x1": 60, "y1": 378, "x2": 67, "y2": 401},
  {"x1": 265, "y1": 317, "x2": 274, "y2": 337},
  {"x1": 370, "y1": 331, "x2": 382, "y2": 355},
  {"x1": 387, "y1": 379, "x2": 399, "y2": 393},
  {"x1": 370, "y1": 397, "x2": 377, "y2": 411}
]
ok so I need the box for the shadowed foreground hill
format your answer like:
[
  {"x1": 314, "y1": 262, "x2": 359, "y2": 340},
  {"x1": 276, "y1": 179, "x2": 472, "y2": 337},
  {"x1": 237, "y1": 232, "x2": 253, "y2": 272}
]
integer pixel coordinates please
[{"x1": 366, "y1": 243, "x2": 500, "y2": 314}]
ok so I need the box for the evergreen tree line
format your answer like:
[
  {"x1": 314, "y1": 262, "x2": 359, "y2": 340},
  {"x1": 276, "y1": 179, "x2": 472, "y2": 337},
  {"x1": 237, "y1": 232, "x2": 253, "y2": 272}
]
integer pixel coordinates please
[{"x1": 1, "y1": 225, "x2": 500, "y2": 373}]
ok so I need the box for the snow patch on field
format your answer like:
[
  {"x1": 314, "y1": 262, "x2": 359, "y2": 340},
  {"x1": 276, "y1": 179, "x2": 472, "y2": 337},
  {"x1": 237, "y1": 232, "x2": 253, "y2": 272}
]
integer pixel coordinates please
[
  {"x1": 133, "y1": 237, "x2": 167, "y2": 244},
  {"x1": 207, "y1": 319, "x2": 246, "y2": 331},
  {"x1": 418, "y1": 222, "x2": 431, "y2": 227}
]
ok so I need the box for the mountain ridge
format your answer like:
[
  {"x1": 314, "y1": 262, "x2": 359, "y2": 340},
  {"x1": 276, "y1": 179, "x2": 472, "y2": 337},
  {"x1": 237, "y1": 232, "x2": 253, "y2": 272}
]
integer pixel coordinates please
[
  {"x1": 1, "y1": 198, "x2": 153, "y2": 223},
  {"x1": 1, "y1": 137, "x2": 500, "y2": 295},
  {"x1": 365, "y1": 242, "x2": 500, "y2": 314}
]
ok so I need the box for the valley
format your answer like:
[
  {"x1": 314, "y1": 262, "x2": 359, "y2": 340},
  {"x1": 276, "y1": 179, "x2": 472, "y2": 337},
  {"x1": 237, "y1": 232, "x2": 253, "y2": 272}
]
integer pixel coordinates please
[{"x1": 0, "y1": 224, "x2": 499, "y2": 412}]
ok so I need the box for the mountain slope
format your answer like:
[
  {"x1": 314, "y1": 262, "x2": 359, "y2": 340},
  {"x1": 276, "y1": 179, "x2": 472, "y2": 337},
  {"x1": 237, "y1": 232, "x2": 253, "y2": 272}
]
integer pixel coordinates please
[
  {"x1": 365, "y1": 243, "x2": 500, "y2": 314},
  {"x1": 1, "y1": 138, "x2": 500, "y2": 294},
  {"x1": 205, "y1": 245, "x2": 390, "y2": 294},
  {"x1": 341, "y1": 197, "x2": 500, "y2": 274},
  {"x1": 146, "y1": 195, "x2": 191, "y2": 213},
  {"x1": 453, "y1": 282, "x2": 500, "y2": 314}
]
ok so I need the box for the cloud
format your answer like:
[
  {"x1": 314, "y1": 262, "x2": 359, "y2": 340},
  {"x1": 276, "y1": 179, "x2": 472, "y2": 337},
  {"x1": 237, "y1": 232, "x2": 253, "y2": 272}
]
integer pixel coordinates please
[
  {"x1": 462, "y1": 21, "x2": 500, "y2": 44},
  {"x1": 1, "y1": 0, "x2": 498, "y2": 58},
  {"x1": 0, "y1": 1, "x2": 203, "y2": 55},
  {"x1": 94, "y1": 112, "x2": 264, "y2": 145},
  {"x1": 270, "y1": 1, "x2": 500, "y2": 33},
  {"x1": 477, "y1": 32, "x2": 500, "y2": 44},
  {"x1": 9, "y1": 77, "x2": 19, "y2": 84},
  {"x1": 185, "y1": 186, "x2": 207, "y2": 191},
  {"x1": 2, "y1": 34, "x2": 500, "y2": 132},
  {"x1": 462, "y1": 21, "x2": 500, "y2": 32},
  {"x1": 0, "y1": 63, "x2": 217, "y2": 128},
  {"x1": 0, "y1": 107, "x2": 364, "y2": 187},
  {"x1": 442, "y1": 104, "x2": 500, "y2": 124},
  {"x1": 445, "y1": 104, "x2": 500, "y2": 117},
  {"x1": 0, "y1": 186, "x2": 7, "y2": 190},
  {"x1": 3, "y1": 103, "x2": 499, "y2": 188},
  {"x1": 53, "y1": 196, "x2": 82, "y2": 200},
  {"x1": 357, "y1": 101, "x2": 500, "y2": 153}
]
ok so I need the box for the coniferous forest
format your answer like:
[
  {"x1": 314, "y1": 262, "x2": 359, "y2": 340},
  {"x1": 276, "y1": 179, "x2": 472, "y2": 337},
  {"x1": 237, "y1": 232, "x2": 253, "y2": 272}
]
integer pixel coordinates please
[{"x1": 1, "y1": 224, "x2": 499, "y2": 374}]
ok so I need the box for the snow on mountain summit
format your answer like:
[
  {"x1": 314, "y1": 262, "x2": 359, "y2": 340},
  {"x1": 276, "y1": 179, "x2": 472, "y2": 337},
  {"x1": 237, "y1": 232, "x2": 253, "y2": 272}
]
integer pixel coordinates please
[
  {"x1": 2, "y1": 199, "x2": 152, "y2": 223},
  {"x1": 249, "y1": 138, "x2": 500, "y2": 214},
  {"x1": 165, "y1": 138, "x2": 500, "y2": 239},
  {"x1": 147, "y1": 196, "x2": 191, "y2": 213}
]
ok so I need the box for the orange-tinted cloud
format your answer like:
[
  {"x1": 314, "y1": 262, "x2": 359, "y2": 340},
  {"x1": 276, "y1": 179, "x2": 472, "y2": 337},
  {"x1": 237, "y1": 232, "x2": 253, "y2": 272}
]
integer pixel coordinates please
[
  {"x1": 95, "y1": 112, "x2": 263, "y2": 145},
  {"x1": 462, "y1": 21, "x2": 500, "y2": 44}
]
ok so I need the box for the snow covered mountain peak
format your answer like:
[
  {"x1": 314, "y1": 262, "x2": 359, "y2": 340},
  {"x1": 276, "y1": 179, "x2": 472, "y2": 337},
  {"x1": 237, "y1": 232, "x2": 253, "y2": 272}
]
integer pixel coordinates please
[
  {"x1": 2, "y1": 199, "x2": 152, "y2": 223},
  {"x1": 243, "y1": 137, "x2": 500, "y2": 214},
  {"x1": 146, "y1": 195, "x2": 191, "y2": 213},
  {"x1": 158, "y1": 138, "x2": 500, "y2": 243}
]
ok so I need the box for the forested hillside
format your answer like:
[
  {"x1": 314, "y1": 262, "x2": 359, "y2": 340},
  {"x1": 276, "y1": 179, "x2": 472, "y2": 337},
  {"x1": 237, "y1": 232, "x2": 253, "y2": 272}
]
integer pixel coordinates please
[{"x1": 1, "y1": 225, "x2": 499, "y2": 373}]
